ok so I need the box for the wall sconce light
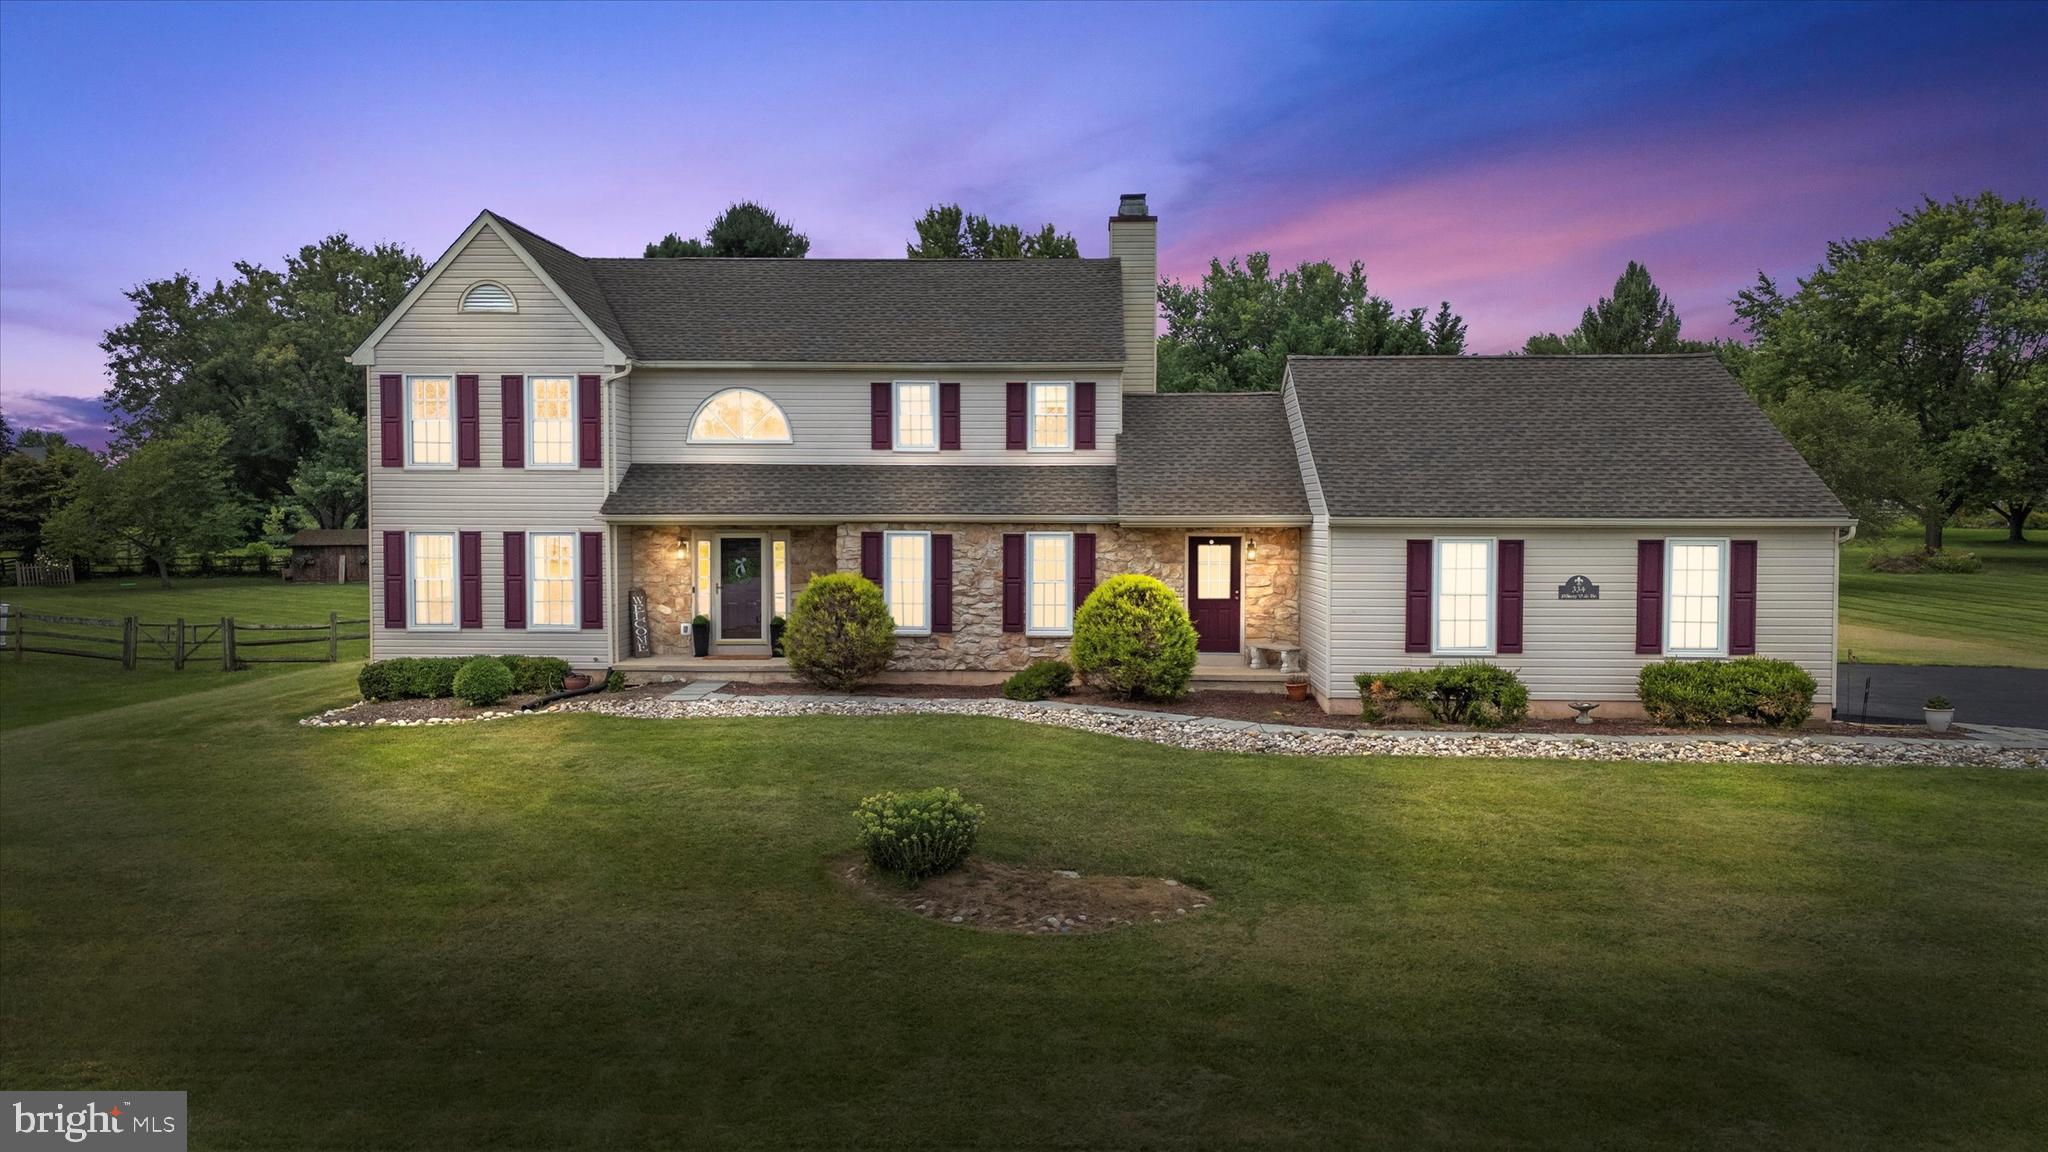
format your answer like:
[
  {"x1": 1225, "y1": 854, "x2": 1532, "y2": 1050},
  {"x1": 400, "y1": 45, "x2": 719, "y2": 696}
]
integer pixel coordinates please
[
  {"x1": 674, "y1": 532, "x2": 688, "y2": 561},
  {"x1": 1246, "y1": 538, "x2": 1258, "y2": 561}
]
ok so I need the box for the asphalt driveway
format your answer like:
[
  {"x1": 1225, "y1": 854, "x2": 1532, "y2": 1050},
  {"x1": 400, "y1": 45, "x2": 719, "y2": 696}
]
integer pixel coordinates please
[{"x1": 1838, "y1": 663, "x2": 2048, "y2": 727}]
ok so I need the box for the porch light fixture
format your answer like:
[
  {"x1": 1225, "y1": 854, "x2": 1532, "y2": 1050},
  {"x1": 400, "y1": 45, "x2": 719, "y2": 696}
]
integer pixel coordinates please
[
  {"x1": 674, "y1": 533, "x2": 688, "y2": 561},
  {"x1": 1246, "y1": 538, "x2": 1257, "y2": 561}
]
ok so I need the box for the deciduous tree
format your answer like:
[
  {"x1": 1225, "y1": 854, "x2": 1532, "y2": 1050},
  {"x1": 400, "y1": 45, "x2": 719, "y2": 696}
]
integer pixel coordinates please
[
  {"x1": 40, "y1": 417, "x2": 242, "y2": 587},
  {"x1": 1523, "y1": 261, "x2": 1703, "y2": 355},
  {"x1": 905, "y1": 204, "x2": 1079, "y2": 259},
  {"x1": 645, "y1": 201, "x2": 810, "y2": 258}
]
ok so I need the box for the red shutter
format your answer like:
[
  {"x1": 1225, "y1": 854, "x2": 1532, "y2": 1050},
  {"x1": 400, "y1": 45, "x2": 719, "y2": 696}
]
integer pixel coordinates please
[
  {"x1": 1074, "y1": 532, "x2": 1097, "y2": 607},
  {"x1": 577, "y1": 374, "x2": 601, "y2": 468},
  {"x1": 501, "y1": 375, "x2": 524, "y2": 468},
  {"x1": 870, "y1": 383, "x2": 891, "y2": 450},
  {"x1": 1002, "y1": 533, "x2": 1024, "y2": 632},
  {"x1": 1730, "y1": 540, "x2": 1758, "y2": 655},
  {"x1": 1636, "y1": 540, "x2": 1665, "y2": 655},
  {"x1": 932, "y1": 533, "x2": 954, "y2": 632},
  {"x1": 379, "y1": 375, "x2": 402, "y2": 466},
  {"x1": 382, "y1": 531, "x2": 406, "y2": 628},
  {"x1": 459, "y1": 531, "x2": 483, "y2": 628},
  {"x1": 1497, "y1": 539, "x2": 1524, "y2": 655},
  {"x1": 939, "y1": 382, "x2": 961, "y2": 450},
  {"x1": 1075, "y1": 382, "x2": 1097, "y2": 450},
  {"x1": 456, "y1": 375, "x2": 480, "y2": 468},
  {"x1": 861, "y1": 531, "x2": 883, "y2": 583},
  {"x1": 1005, "y1": 382, "x2": 1027, "y2": 450},
  {"x1": 1404, "y1": 539, "x2": 1431, "y2": 653},
  {"x1": 503, "y1": 532, "x2": 527, "y2": 630},
  {"x1": 579, "y1": 531, "x2": 603, "y2": 629}
]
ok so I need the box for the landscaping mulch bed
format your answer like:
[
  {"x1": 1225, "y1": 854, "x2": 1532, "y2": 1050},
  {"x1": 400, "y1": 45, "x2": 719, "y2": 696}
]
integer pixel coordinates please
[{"x1": 834, "y1": 853, "x2": 1211, "y2": 935}]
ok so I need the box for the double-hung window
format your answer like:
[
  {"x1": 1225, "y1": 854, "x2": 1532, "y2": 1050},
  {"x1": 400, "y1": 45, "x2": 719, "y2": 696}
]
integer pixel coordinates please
[
  {"x1": 1666, "y1": 539, "x2": 1728, "y2": 656},
  {"x1": 528, "y1": 377, "x2": 576, "y2": 468},
  {"x1": 406, "y1": 376, "x2": 453, "y2": 468},
  {"x1": 530, "y1": 533, "x2": 578, "y2": 629},
  {"x1": 409, "y1": 532, "x2": 456, "y2": 629},
  {"x1": 883, "y1": 531, "x2": 931, "y2": 634},
  {"x1": 1029, "y1": 382, "x2": 1072, "y2": 451},
  {"x1": 1433, "y1": 538, "x2": 1494, "y2": 655},
  {"x1": 1026, "y1": 532, "x2": 1074, "y2": 635},
  {"x1": 894, "y1": 381, "x2": 936, "y2": 451}
]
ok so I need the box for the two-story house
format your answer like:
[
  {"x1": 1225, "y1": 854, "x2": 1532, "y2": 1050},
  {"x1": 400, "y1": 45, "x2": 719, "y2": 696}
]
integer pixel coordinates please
[{"x1": 352, "y1": 194, "x2": 1852, "y2": 716}]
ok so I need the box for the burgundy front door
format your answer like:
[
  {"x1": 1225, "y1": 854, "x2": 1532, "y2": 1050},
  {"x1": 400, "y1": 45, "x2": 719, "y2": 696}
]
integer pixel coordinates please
[{"x1": 1188, "y1": 536, "x2": 1241, "y2": 654}]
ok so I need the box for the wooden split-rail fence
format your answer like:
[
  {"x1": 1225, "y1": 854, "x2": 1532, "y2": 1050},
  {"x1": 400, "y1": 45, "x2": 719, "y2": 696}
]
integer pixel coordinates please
[{"x1": 0, "y1": 604, "x2": 368, "y2": 671}]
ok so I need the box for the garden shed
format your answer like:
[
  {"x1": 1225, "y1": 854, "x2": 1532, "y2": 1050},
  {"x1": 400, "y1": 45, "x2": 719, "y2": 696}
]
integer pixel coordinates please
[{"x1": 286, "y1": 528, "x2": 369, "y2": 584}]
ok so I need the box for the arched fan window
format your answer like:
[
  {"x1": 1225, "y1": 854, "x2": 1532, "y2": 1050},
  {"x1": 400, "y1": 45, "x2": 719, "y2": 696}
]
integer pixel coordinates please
[
  {"x1": 459, "y1": 281, "x2": 517, "y2": 312},
  {"x1": 689, "y1": 388, "x2": 792, "y2": 443}
]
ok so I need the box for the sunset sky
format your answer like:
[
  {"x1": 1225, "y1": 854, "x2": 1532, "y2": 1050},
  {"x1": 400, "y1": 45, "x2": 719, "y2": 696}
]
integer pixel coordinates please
[{"x1": 2, "y1": 0, "x2": 2044, "y2": 447}]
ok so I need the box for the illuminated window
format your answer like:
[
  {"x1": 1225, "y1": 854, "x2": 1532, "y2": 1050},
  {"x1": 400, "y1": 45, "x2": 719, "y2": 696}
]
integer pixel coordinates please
[
  {"x1": 406, "y1": 376, "x2": 452, "y2": 467},
  {"x1": 528, "y1": 377, "x2": 576, "y2": 468},
  {"x1": 884, "y1": 532, "x2": 930, "y2": 633},
  {"x1": 689, "y1": 388, "x2": 791, "y2": 442},
  {"x1": 1666, "y1": 540, "x2": 1727, "y2": 656},
  {"x1": 1029, "y1": 382, "x2": 1071, "y2": 450},
  {"x1": 894, "y1": 381, "x2": 936, "y2": 451},
  {"x1": 1027, "y1": 532, "x2": 1073, "y2": 635},
  {"x1": 530, "y1": 533, "x2": 577, "y2": 629},
  {"x1": 773, "y1": 539, "x2": 788, "y2": 616},
  {"x1": 409, "y1": 533, "x2": 455, "y2": 628},
  {"x1": 460, "y1": 281, "x2": 516, "y2": 312},
  {"x1": 1195, "y1": 542, "x2": 1232, "y2": 600},
  {"x1": 695, "y1": 539, "x2": 712, "y2": 617},
  {"x1": 1433, "y1": 539, "x2": 1493, "y2": 655}
]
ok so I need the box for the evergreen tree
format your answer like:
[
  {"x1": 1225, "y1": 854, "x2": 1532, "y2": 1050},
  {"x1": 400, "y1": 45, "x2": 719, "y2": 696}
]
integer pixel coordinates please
[{"x1": 644, "y1": 202, "x2": 809, "y2": 258}]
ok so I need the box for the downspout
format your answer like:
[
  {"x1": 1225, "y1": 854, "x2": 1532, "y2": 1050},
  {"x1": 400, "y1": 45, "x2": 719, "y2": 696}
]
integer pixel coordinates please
[{"x1": 602, "y1": 364, "x2": 633, "y2": 665}]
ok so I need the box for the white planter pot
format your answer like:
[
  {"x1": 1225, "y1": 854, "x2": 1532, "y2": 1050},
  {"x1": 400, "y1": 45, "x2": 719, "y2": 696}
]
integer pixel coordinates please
[{"x1": 1924, "y1": 708, "x2": 1955, "y2": 733}]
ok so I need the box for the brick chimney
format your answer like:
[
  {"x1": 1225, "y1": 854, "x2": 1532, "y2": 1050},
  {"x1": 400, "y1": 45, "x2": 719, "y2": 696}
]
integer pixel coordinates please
[{"x1": 1108, "y1": 193, "x2": 1157, "y2": 393}]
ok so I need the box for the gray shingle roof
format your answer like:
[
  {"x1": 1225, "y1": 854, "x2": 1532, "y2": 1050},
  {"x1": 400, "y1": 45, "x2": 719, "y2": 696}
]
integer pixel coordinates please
[
  {"x1": 489, "y1": 213, "x2": 1124, "y2": 365},
  {"x1": 1286, "y1": 355, "x2": 1849, "y2": 520},
  {"x1": 1118, "y1": 393, "x2": 1309, "y2": 518},
  {"x1": 602, "y1": 464, "x2": 1119, "y2": 520},
  {"x1": 287, "y1": 529, "x2": 368, "y2": 548}
]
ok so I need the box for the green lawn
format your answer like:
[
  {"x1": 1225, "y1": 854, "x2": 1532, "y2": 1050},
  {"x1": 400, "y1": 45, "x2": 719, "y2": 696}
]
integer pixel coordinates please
[
  {"x1": 3, "y1": 662, "x2": 2044, "y2": 1149},
  {"x1": 1839, "y1": 526, "x2": 2048, "y2": 667},
  {"x1": 0, "y1": 577, "x2": 368, "y2": 730}
]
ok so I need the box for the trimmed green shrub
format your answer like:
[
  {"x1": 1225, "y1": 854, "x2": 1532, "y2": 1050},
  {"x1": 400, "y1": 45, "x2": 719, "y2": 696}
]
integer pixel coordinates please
[
  {"x1": 784, "y1": 572, "x2": 896, "y2": 690},
  {"x1": 452, "y1": 656, "x2": 515, "y2": 706},
  {"x1": 853, "y1": 787, "x2": 985, "y2": 885},
  {"x1": 1070, "y1": 573, "x2": 1198, "y2": 700},
  {"x1": 1866, "y1": 547, "x2": 1983, "y2": 574},
  {"x1": 604, "y1": 668, "x2": 628, "y2": 692},
  {"x1": 1352, "y1": 664, "x2": 1528, "y2": 727},
  {"x1": 1002, "y1": 659, "x2": 1074, "y2": 701},
  {"x1": 357, "y1": 659, "x2": 401, "y2": 701},
  {"x1": 1637, "y1": 657, "x2": 1816, "y2": 728},
  {"x1": 1926, "y1": 695, "x2": 1952, "y2": 710},
  {"x1": 501, "y1": 655, "x2": 570, "y2": 695}
]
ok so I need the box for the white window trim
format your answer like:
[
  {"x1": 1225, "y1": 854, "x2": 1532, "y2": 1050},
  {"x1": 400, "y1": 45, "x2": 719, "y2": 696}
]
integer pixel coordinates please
[
  {"x1": 525, "y1": 375, "x2": 578, "y2": 471},
  {"x1": 458, "y1": 279, "x2": 518, "y2": 313},
  {"x1": 407, "y1": 531, "x2": 458, "y2": 631},
  {"x1": 1664, "y1": 537, "x2": 1731, "y2": 658},
  {"x1": 892, "y1": 380, "x2": 939, "y2": 453},
  {"x1": 1027, "y1": 380, "x2": 1074, "y2": 453},
  {"x1": 527, "y1": 531, "x2": 581, "y2": 631},
  {"x1": 685, "y1": 388, "x2": 794, "y2": 445},
  {"x1": 1024, "y1": 531, "x2": 1075, "y2": 637},
  {"x1": 1431, "y1": 536, "x2": 1496, "y2": 657},
  {"x1": 403, "y1": 374, "x2": 456, "y2": 471},
  {"x1": 882, "y1": 530, "x2": 933, "y2": 635}
]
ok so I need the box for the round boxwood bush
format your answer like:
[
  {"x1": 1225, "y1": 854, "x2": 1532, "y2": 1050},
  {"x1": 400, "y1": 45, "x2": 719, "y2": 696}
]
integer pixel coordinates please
[
  {"x1": 784, "y1": 572, "x2": 896, "y2": 691},
  {"x1": 1002, "y1": 658, "x2": 1074, "y2": 701},
  {"x1": 853, "y1": 787, "x2": 985, "y2": 885},
  {"x1": 451, "y1": 655, "x2": 515, "y2": 706},
  {"x1": 1070, "y1": 573, "x2": 1198, "y2": 700}
]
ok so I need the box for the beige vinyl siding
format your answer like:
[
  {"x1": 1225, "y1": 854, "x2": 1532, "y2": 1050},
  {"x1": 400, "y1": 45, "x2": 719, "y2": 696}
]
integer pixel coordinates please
[
  {"x1": 1321, "y1": 524, "x2": 1839, "y2": 705},
  {"x1": 611, "y1": 375, "x2": 632, "y2": 475},
  {"x1": 366, "y1": 223, "x2": 614, "y2": 664},
  {"x1": 1108, "y1": 219, "x2": 1157, "y2": 393},
  {"x1": 1299, "y1": 519, "x2": 1331, "y2": 698},
  {"x1": 629, "y1": 369, "x2": 1122, "y2": 465}
]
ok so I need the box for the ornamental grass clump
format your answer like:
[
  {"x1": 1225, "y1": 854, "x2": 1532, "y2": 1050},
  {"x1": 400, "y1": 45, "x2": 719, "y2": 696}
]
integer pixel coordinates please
[
  {"x1": 451, "y1": 656, "x2": 515, "y2": 706},
  {"x1": 853, "y1": 787, "x2": 985, "y2": 885},
  {"x1": 1070, "y1": 573, "x2": 1198, "y2": 700},
  {"x1": 784, "y1": 573, "x2": 896, "y2": 691}
]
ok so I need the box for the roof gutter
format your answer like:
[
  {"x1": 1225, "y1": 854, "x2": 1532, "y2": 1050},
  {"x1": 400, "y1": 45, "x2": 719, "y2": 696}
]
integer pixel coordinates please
[
  {"x1": 601, "y1": 513, "x2": 1115, "y2": 526},
  {"x1": 625, "y1": 360, "x2": 1125, "y2": 373},
  {"x1": 1326, "y1": 516, "x2": 1859, "y2": 528}
]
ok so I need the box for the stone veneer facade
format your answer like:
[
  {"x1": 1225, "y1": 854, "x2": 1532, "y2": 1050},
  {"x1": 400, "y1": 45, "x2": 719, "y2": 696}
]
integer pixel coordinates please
[{"x1": 625, "y1": 523, "x2": 1297, "y2": 672}]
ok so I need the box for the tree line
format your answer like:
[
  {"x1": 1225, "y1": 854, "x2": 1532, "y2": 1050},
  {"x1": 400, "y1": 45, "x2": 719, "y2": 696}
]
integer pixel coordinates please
[{"x1": 3, "y1": 192, "x2": 2039, "y2": 585}]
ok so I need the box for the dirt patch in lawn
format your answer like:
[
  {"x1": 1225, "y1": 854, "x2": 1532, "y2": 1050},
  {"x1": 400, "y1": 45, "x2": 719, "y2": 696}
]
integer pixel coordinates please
[{"x1": 834, "y1": 853, "x2": 1212, "y2": 935}]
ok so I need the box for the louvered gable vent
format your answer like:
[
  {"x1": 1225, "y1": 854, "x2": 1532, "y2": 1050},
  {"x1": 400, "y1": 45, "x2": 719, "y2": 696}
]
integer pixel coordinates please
[{"x1": 460, "y1": 281, "x2": 516, "y2": 312}]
